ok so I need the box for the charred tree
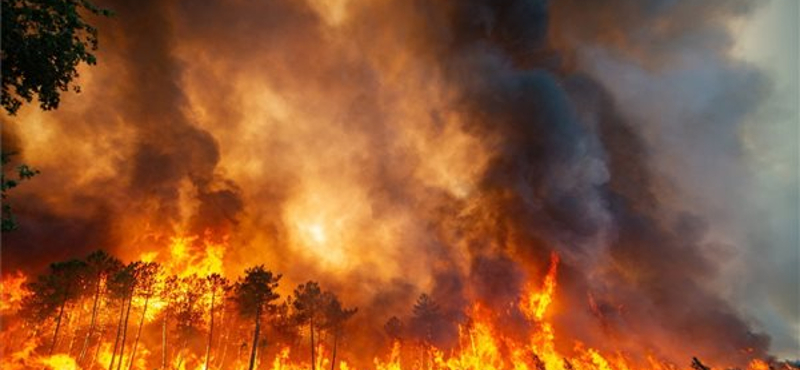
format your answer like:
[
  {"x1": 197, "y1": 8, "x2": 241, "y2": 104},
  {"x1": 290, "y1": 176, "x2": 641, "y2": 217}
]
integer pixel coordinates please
[
  {"x1": 203, "y1": 273, "x2": 228, "y2": 370},
  {"x1": 127, "y1": 262, "x2": 160, "y2": 370},
  {"x1": 78, "y1": 251, "x2": 122, "y2": 365},
  {"x1": 234, "y1": 265, "x2": 281, "y2": 370}
]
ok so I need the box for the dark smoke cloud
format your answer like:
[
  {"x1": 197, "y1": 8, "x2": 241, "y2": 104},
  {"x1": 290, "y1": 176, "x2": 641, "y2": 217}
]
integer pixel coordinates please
[
  {"x1": 395, "y1": 0, "x2": 771, "y2": 363},
  {"x1": 109, "y1": 0, "x2": 243, "y2": 236}
]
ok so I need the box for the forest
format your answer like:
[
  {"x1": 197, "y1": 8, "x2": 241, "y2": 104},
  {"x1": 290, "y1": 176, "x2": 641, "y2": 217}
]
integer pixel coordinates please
[{"x1": 5, "y1": 249, "x2": 365, "y2": 370}]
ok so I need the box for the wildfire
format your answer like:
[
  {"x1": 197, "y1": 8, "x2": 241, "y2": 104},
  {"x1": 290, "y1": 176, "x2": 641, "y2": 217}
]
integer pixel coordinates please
[
  {"x1": 38, "y1": 354, "x2": 80, "y2": 370},
  {"x1": 0, "y1": 236, "x2": 791, "y2": 370},
  {"x1": 3, "y1": 237, "x2": 792, "y2": 370},
  {"x1": 3, "y1": 0, "x2": 793, "y2": 367},
  {"x1": 0, "y1": 270, "x2": 28, "y2": 313}
]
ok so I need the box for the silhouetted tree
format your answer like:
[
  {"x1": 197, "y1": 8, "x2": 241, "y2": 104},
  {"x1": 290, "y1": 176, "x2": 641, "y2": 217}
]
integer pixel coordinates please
[
  {"x1": 292, "y1": 281, "x2": 327, "y2": 370},
  {"x1": 410, "y1": 294, "x2": 441, "y2": 346},
  {"x1": 203, "y1": 273, "x2": 228, "y2": 370},
  {"x1": 214, "y1": 288, "x2": 239, "y2": 369},
  {"x1": 1, "y1": 0, "x2": 111, "y2": 231},
  {"x1": 270, "y1": 300, "x2": 301, "y2": 349},
  {"x1": 173, "y1": 275, "x2": 206, "y2": 369},
  {"x1": 384, "y1": 316, "x2": 404, "y2": 343},
  {"x1": 126, "y1": 262, "x2": 160, "y2": 370},
  {"x1": 322, "y1": 295, "x2": 357, "y2": 370},
  {"x1": 409, "y1": 293, "x2": 443, "y2": 369},
  {"x1": 160, "y1": 275, "x2": 180, "y2": 370},
  {"x1": 107, "y1": 261, "x2": 141, "y2": 370},
  {"x1": 22, "y1": 259, "x2": 88, "y2": 356},
  {"x1": 235, "y1": 265, "x2": 281, "y2": 370},
  {"x1": 1, "y1": 0, "x2": 111, "y2": 115},
  {"x1": 77, "y1": 250, "x2": 123, "y2": 364}
]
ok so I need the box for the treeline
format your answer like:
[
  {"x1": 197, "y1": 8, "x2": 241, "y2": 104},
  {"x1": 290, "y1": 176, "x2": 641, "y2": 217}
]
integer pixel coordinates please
[{"x1": 15, "y1": 250, "x2": 357, "y2": 370}]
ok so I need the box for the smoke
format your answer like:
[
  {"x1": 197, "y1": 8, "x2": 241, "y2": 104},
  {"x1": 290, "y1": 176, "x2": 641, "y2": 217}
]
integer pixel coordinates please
[{"x1": 1, "y1": 0, "x2": 789, "y2": 365}]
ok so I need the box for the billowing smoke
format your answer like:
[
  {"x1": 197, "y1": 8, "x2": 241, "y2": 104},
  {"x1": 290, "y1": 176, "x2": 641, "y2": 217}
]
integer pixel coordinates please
[{"x1": 2, "y1": 0, "x2": 788, "y2": 366}]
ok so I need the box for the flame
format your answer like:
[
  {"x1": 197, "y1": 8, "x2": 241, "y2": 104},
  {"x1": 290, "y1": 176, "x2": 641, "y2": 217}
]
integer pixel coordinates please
[
  {"x1": 38, "y1": 354, "x2": 81, "y2": 370},
  {"x1": 0, "y1": 248, "x2": 782, "y2": 370},
  {"x1": 748, "y1": 359, "x2": 770, "y2": 370},
  {"x1": 0, "y1": 271, "x2": 28, "y2": 313},
  {"x1": 523, "y1": 252, "x2": 560, "y2": 322},
  {"x1": 137, "y1": 234, "x2": 227, "y2": 277}
]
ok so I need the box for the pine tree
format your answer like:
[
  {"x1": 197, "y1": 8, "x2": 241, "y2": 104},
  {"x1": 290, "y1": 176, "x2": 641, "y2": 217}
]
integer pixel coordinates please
[{"x1": 234, "y1": 266, "x2": 281, "y2": 370}]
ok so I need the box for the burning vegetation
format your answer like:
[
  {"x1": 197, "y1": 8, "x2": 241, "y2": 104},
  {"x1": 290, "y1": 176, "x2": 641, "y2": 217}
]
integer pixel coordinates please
[{"x1": 0, "y1": 243, "x2": 794, "y2": 370}]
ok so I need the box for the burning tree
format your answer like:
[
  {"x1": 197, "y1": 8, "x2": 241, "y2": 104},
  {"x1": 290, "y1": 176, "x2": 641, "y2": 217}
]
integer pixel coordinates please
[
  {"x1": 158, "y1": 274, "x2": 180, "y2": 369},
  {"x1": 2, "y1": 247, "x2": 784, "y2": 370},
  {"x1": 125, "y1": 262, "x2": 160, "y2": 370},
  {"x1": 106, "y1": 261, "x2": 142, "y2": 370},
  {"x1": 321, "y1": 294, "x2": 357, "y2": 370},
  {"x1": 384, "y1": 316, "x2": 405, "y2": 343},
  {"x1": 234, "y1": 265, "x2": 281, "y2": 370},
  {"x1": 292, "y1": 281, "x2": 358, "y2": 370},
  {"x1": 77, "y1": 250, "x2": 123, "y2": 365},
  {"x1": 172, "y1": 274, "x2": 207, "y2": 368},
  {"x1": 21, "y1": 259, "x2": 87, "y2": 356},
  {"x1": 292, "y1": 281, "x2": 327, "y2": 370},
  {"x1": 410, "y1": 294, "x2": 443, "y2": 348},
  {"x1": 203, "y1": 273, "x2": 229, "y2": 370}
]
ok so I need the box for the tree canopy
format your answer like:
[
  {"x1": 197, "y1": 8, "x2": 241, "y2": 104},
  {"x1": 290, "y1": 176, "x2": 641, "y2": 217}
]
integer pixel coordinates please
[
  {"x1": 1, "y1": 0, "x2": 111, "y2": 115},
  {"x1": 1, "y1": 0, "x2": 111, "y2": 232}
]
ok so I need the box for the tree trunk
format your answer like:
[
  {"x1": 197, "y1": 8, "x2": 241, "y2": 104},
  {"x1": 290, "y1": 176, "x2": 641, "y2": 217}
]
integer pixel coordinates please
[
  {"x1": 161, "y1": 309, "x2": 168, "y2": 370},
  {"x1": 330, "y1": 332, "x2": 338, "y2": 370},
  {"x1": 116, "y1": 292, "x2": 135, "y2": 370},
  {"x1": 214, "y1": 306, "x2": 227, "y2": 368},
  {"x1": 310, "y1": 316, "x2": 316, "y2": 370},
  {"x1": 108, "y1": 297, "x2": 127, "y2": 370},
  {"x1": 79, "y1": 279, "x2": 102, "y2": 363},
  {"x1": 127, "y1": 293, "x2": 150, "y2": 370},
  {"x1": 203, "y1": 289, "x2": 216, "y2": 370},
  {"x1": 216, "y1": 322, "x2": 229, "y2": 369},
  {"x1": 248, "y1": 308, "x2": 261, "y2": 370},
  {"x1": 90, "y1": 326, "x2": 107, "y2": 370},
  {"x1": 48, "y1": 293, "x2": 69, "y2": 355},
  {"x1": 68, "y1": 307, "x2": 82, "y2": 355}
]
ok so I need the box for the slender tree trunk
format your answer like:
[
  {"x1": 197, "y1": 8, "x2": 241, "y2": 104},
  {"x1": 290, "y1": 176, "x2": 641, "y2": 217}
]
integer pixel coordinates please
[
  {"x1": 203, "y1": 289, "x2": 216, "y2": 370},
  {"x1": 248, "y1": 308, "x2": 261, "y2": 370},
  {"x1": 48, "y1": 293, "x2": 69, "y2": 355},
  {"x1": 90, "y1": 325, "x2": 107, "y2": 370},
  {"x1": 310, "y1": 316, "x2": 316, "y2": 370},
  {"x1": 214, "y1": 307, "x2": 227, "y2": 368},
  {"x1": 330, "y1": 332, "x2": 338, "y2": 370},
  {"x1": 70, "y1": 305, "x2": 88, "y2": 356},
  {"x1": 161, "y1": 310, "x2": 168, "y2": 370},
  {"x1": 116, "y1": 291, "x2": 135, "y2": 370},
  {"x1": 127, "y1": 293, "x2": 150, "y2": 370},
  {"x1": 79, "y1": 279, "x2": 102, "y2": 363},
  {"x1": 218, "y1": 336, "x2": 229, "y2": 369},
  {"x1": 109, "y1": 297, "x2": 127, "y2": 370},
  {"x1": 217, "y1": 322, "x2": 229, "y2": 369}
]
